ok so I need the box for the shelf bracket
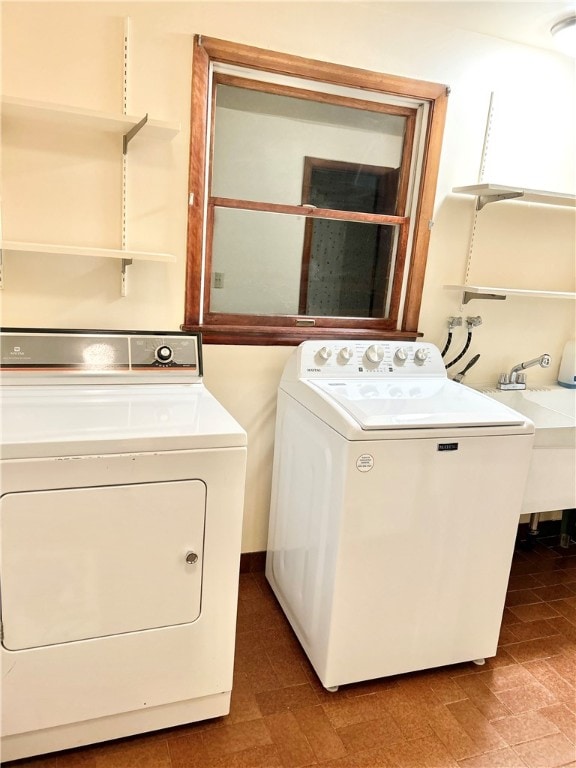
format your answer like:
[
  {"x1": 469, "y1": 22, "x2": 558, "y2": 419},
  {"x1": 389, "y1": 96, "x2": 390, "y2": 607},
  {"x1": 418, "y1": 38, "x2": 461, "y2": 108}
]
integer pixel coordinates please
[
  {"x1": 121, "y1": 257, "x2": 132, "y2": 296},
  {"x1": 123, "y1": 114, "x2": 148, "y2": 155},
  {"x1": 463, "y1": 291, "x2": 506, "y2": 305},
  {"x1": 476, "y1": 191, "x2": 523, "y2": 211}
]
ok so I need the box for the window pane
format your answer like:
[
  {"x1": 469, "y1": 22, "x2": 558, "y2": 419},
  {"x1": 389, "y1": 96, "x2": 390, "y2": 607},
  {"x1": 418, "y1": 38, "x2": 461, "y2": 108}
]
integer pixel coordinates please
[
  {"x1": 210, "y1": 208, "x2": 305, "y2": 315},
  {"x1": 212, "y1": 85, "x2": 406, "y2": 211},
  {"x1": 305, "y1": 218, "x2": 398, "y2": 318},
  {"x1": 210, "y1": 207, "x2": 399, "y2": 318}
]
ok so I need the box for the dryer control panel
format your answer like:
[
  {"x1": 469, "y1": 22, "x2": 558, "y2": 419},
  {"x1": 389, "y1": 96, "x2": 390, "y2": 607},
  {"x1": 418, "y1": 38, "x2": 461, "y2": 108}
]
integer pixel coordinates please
[
  {"x1": 0, "y1": 329, "x2": 203, "y2": 381},
  {"x1": 295, "y1": 340, "x2": 446, "y2": 378}
]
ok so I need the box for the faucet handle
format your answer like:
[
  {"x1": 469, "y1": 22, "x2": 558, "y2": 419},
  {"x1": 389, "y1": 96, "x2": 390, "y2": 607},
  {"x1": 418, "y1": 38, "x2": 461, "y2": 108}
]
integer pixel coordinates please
[
  {"x1": 516, "y1": 372, "x2": 526, "y2": 384},
  {"x1": 499, "y1": 373, "x2": 509, "y2": 385}
]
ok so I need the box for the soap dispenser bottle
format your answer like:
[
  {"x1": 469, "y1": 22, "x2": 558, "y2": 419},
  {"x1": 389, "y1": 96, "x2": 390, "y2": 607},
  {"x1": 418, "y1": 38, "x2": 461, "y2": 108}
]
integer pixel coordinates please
[{"x1": 558, "y1": 340, "x2": 576, "y2": 388}]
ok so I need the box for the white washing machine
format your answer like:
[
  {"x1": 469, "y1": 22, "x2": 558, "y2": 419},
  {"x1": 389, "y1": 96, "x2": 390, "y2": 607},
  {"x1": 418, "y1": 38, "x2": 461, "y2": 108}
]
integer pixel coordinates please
[
  {"x1": 0, "y1": 329, "x2": 246, "y2": 761},
  {"x1": 266, "y1": 340, "x2": 534, "y2": 691}
]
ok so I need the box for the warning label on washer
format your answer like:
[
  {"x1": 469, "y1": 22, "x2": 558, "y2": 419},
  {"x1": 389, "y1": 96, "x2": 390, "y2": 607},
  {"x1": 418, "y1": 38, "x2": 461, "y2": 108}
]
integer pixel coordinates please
[{"x1": 356, "y1": 454, "x2": 374, "y2": 472}]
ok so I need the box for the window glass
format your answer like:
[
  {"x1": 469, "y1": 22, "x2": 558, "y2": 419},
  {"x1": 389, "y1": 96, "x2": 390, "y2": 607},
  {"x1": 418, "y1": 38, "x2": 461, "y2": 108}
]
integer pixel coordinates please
[
  {"x1": 210, "y1": 208, "x2": 306, "y2": 315},
  {"x1": 209, "y1": 207, "x2": 398, "y2": 318},
  {"x1": 212, "y1": 84, "x2": 406, "y2": 213}
]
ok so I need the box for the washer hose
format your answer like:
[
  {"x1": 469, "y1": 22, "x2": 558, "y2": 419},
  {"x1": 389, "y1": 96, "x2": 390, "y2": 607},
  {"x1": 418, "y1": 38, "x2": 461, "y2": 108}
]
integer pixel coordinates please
[
  {"x1": 445, "y1": 331, "x2": 472, "y2": 369},
  {"x1": 441, "y1": 317, "x2": 463, "y2": 358},
  {"x1": 440, "y1": 331, "x2": 453, "y2": 358},
  {"x1": 453, "y1": 353, "x2": 481, "y2": 383}
]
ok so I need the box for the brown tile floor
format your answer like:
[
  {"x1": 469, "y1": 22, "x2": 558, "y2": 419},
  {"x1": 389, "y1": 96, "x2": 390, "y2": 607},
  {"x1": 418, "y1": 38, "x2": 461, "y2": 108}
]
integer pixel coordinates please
[{"x1": 5, "y1": 532, "x2": 576, "y2": 768}]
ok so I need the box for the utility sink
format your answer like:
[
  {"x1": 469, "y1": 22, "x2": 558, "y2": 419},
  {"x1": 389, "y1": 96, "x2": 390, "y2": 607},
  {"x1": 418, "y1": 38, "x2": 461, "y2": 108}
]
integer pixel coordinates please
[
  {"x1": 480, "y1": 386, "x2": 576, "y2": 514},
  {"x1": 522, "y1": 388, "x2": 575, "y2": 419}
]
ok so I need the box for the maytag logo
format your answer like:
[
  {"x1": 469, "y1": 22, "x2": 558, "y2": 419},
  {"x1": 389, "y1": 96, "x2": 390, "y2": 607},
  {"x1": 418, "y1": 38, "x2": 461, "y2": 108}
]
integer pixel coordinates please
[
  {"x1": 307, "y1": 367, "x2": 322, "y2": 373},
  {"x1": 438, "y1": 443, "x2": 458, "y2": 452}
]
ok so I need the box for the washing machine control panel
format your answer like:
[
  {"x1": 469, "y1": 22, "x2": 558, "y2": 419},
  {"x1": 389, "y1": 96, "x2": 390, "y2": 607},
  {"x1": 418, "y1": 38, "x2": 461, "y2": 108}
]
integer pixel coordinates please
[{"x1": 304, "y1": 341, "x2": 445, "y2": 378}]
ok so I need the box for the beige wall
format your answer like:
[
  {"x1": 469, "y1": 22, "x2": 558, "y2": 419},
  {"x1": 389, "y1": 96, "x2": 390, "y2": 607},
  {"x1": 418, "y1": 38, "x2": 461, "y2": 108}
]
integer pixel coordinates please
[{"x1": 2, "y1": 2, "x2": 575, "y2": 552}]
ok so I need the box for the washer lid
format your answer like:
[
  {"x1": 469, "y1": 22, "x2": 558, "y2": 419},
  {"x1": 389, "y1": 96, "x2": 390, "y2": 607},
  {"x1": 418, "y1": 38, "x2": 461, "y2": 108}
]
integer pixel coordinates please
[{"x1": 310, "y1": 378, "x2": 527, "y2": 429}]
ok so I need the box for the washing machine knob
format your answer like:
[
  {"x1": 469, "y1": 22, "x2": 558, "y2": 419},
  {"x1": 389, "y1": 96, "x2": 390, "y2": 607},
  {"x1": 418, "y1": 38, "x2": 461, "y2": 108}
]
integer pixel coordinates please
[
  {"x1": 317, "y1": 346, "x2": 333, "y2": 362},
  {"x1": 365, "y1": 344, "x2": 384, "y2": 364},
  {"x1": 338, "y1": 346, "x2": 353, "y2": 363},
  {"x1": 394, "y1": 347, "x2": 408, "y2": 364},
  {"x1": 155, "y1": 345, "x2": 174, "y2": 363},
  {"x1": 414, "y1": 347, "x2": 429, "y2": 364}
]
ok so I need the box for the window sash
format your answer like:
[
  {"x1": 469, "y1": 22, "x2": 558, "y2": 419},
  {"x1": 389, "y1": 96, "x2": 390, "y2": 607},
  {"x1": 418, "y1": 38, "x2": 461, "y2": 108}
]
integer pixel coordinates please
[{"x1": 204, "y1": 200, "x2": 409, "y2": 327}]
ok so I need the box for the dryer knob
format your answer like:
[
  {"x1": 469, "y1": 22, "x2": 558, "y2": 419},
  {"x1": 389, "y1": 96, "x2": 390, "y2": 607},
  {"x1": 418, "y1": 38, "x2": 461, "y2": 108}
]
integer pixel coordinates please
[
  {"x1": 394, "y1": 347, "x2": 408, "y2": 364},
  {"x1": 365, "y1": 344, "x2": 384, "y2": 364},
  {"x1": 414, "y1": 347, "x2": 429, "y2": 364},
  {"x1": 317, "y1": 346, "x2": 333, "y2": 362},
  {"x1": 155, "y1": 345, "x2": 174, "y2": 363}
]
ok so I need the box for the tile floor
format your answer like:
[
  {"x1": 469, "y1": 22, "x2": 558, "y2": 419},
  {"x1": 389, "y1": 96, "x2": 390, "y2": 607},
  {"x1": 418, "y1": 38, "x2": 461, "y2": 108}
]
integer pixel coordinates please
[{"x1": 5, "y1": 531, "x2": 576, "y2": 768}]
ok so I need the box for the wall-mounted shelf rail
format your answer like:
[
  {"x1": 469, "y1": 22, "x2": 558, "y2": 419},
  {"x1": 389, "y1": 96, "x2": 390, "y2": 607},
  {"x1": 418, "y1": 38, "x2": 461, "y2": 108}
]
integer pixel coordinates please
[
  {"x1": 444, "y1": 284, "x2": 576, "y2": 305},
  {"x1": 1, "y1": 95, "x2": 180, "y2": 141},
  {"x1": 2, "y1": 91, "x2": 179, "y2": 291},
  {"x1": 450, "y1": 94, "x2": 576, "y2": 309},
  {"x1": 1, "y1": 17, "x2": 181, "y2": 296},
  {"x1": 1, "y1": 241, "x2": 176, "y2": 263},
  {"x1": 453, "y1": 184, "x2": 576, "y2": 211}
]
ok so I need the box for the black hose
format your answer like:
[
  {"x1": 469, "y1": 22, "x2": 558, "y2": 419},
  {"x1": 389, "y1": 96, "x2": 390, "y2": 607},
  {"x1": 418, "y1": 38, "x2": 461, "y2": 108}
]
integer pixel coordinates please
[
  {"x1": 453, "y1": 353, "x2": 481, "y2": 382},
  {"x1": 445, "y1": 331, "x2": 472, "y2": 369},
  {"x1": 440, "y1": 331, "x2": 452, "y2": 358}
]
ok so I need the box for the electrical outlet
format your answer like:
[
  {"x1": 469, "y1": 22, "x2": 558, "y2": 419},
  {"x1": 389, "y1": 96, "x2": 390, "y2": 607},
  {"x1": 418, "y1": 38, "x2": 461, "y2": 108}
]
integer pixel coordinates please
[{"x1": 214, "y1": 272, "x2": 224, "y2": 289}]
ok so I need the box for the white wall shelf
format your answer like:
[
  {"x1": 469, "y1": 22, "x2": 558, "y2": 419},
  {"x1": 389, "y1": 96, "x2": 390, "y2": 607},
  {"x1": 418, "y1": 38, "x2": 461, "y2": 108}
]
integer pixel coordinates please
[
  {"x1": 450, "y1": 119, "x2": 576, "y2": 304},
  {"x1": 444, "y1": 284, "x2": 576, "y2": 305},
  {"x1": 1, "y1": 241, "x2": 176, "y2": 263},
  {"x1": 1, "y1": 95, "x2": 181, "y2": 142},
  {"x1": 453, "y1": 183, "x2": 576, "y2": 211},
  {"x1": 1, "y1": 25, "x2": 181, "y2": 296}
]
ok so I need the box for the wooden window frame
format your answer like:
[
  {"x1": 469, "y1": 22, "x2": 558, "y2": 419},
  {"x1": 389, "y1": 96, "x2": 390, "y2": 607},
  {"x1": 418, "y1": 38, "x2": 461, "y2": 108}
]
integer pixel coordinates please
[{"x1": 183, "y1": 36, "x2": 449, "y2": 345}]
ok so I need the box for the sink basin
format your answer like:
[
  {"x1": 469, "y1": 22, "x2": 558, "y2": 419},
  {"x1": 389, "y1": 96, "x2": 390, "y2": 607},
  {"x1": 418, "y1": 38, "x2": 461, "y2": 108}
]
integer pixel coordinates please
[
  {"x1": 523, "y1": 388, "x2": 575, "y2": 419},
  {"x1": 480, "y1": 386, "x2": 575, "y2": 514},
  {"x1": 483, "y1": 388, "x2": 575, "y2": 446}
]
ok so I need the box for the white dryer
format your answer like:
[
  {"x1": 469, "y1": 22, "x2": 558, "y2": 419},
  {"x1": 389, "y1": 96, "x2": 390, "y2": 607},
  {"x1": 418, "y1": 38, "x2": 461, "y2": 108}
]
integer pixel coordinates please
[
  {"x1": 266, "y1": 340, "x2": 534, "y2": 691},
  {"x1": 0, "y1": 329, "x2": 246, "y2": 761}
]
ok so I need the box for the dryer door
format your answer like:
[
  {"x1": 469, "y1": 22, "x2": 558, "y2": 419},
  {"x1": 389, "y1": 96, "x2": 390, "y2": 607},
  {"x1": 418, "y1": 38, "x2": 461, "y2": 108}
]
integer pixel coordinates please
[{"x1": 0, "y1": 480, "x2": 206, "y2": 650}]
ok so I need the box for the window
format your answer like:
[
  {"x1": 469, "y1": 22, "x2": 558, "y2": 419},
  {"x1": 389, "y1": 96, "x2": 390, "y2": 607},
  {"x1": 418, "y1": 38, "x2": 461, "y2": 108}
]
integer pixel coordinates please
[{"x1": 183, "y1": 37, "x2": 448, "y2": 344}]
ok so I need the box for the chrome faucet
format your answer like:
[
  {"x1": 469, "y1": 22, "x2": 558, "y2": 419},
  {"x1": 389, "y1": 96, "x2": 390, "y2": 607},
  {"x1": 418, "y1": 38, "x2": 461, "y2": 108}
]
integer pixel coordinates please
[{"x1": 498, "y1": 354, "x2": 551, "y2": 390}]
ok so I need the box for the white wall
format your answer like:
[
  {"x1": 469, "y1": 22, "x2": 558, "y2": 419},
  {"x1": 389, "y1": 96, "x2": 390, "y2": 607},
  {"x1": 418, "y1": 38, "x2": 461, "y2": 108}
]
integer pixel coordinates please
[{"x1": 2, "y1": 2, "x2": 575, "y2": 552}]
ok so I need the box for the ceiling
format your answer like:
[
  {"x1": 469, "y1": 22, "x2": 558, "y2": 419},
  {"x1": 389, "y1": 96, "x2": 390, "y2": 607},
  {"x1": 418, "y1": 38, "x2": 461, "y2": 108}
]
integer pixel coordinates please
[{"x1": 378, "y1": 1, "x2": 576, "y2": 55}]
